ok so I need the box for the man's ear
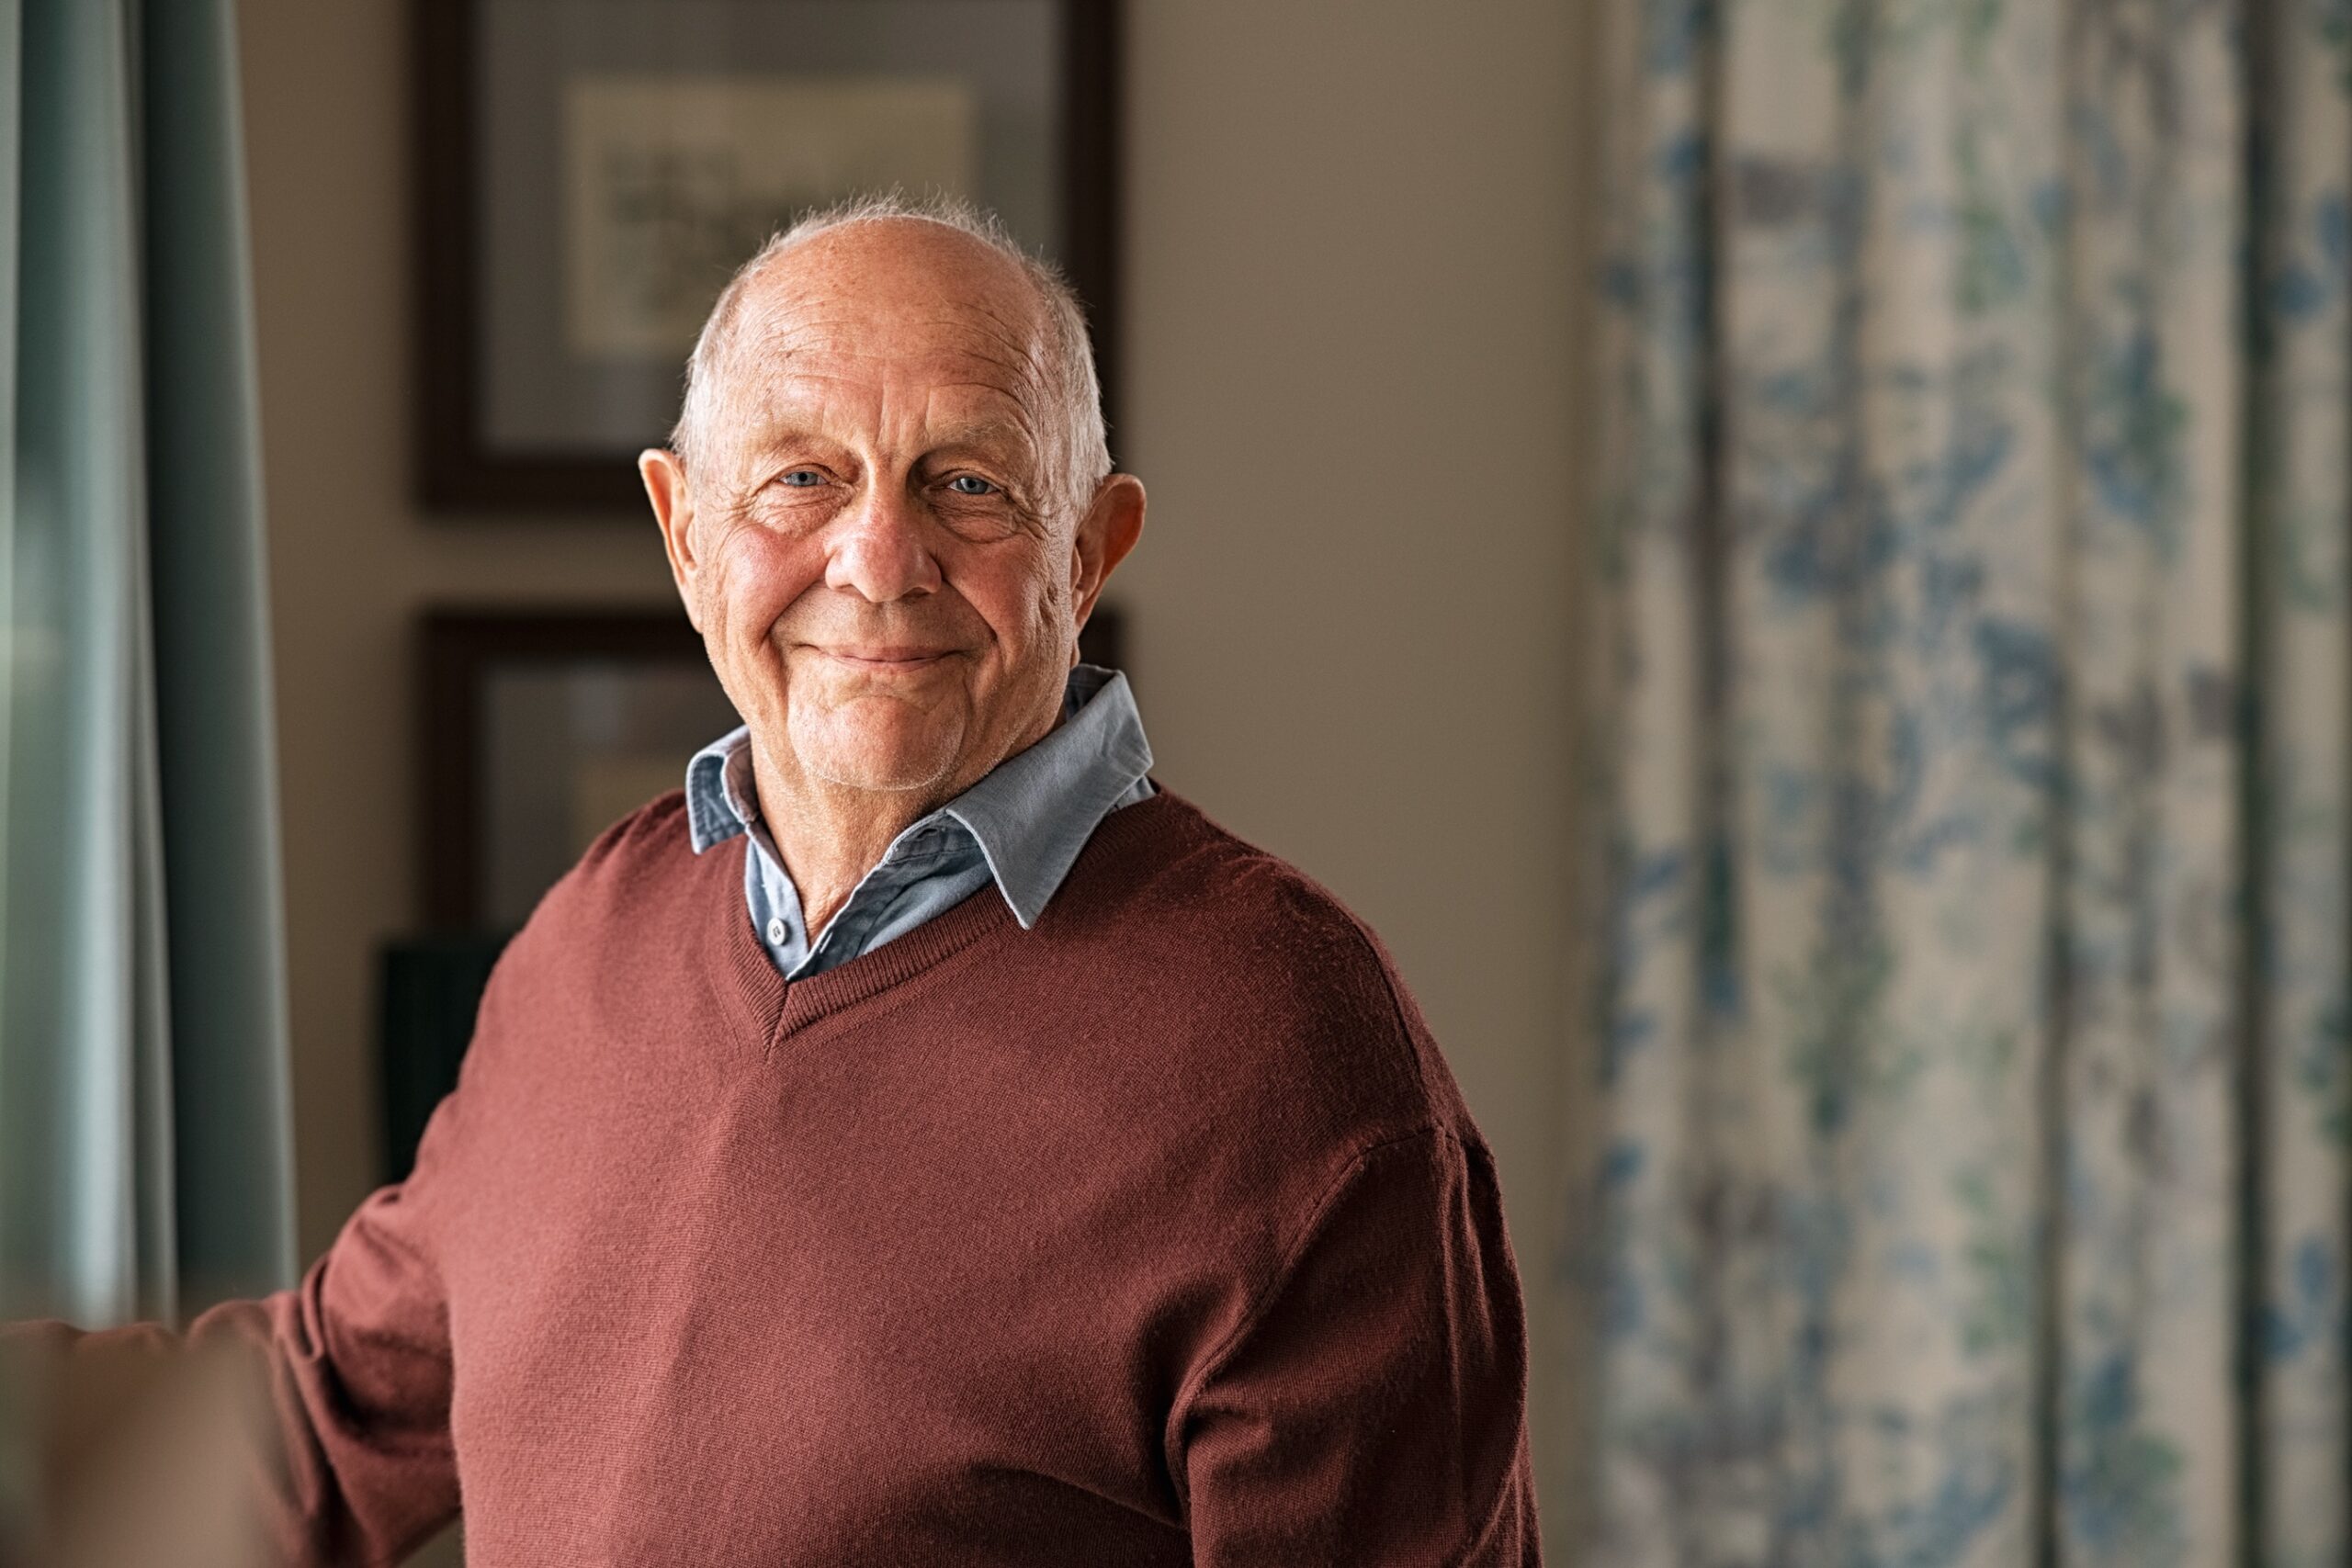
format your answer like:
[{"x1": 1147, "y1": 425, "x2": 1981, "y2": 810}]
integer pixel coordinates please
[
  {"x1": 1070, "y1": 474, "x2": 1146, "y2": 637},
  {"x1": 640, "y1": 447, "x2": 702, "y2": 630}
]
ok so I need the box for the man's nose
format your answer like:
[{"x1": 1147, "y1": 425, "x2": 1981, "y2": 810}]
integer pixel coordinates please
[{"x1": 825, "y1": 482, "x2": 942, "y2": 604}]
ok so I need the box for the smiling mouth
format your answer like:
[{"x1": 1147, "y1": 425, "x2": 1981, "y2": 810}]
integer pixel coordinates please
[{"x1": 816, "y1": 646, "x2": 959, "y2": 670}]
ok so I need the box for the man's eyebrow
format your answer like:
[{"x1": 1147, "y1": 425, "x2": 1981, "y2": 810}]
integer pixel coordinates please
[
  {"x1": 733, "y1": 421, "x2": 842, "y2": 465},
  {"x1": 921, "y1": 418, "x2": 1040, "y2": 457},
  {"x1": 723, "y1": 414, "x2": 1041, "y2": 471}
]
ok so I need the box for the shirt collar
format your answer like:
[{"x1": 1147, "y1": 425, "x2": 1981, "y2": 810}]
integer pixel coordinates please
[
  {"x1": 938, "y1": 663, "x2": 1153, "y2": 927},
  {"x1": 683, "y1": 663, "x2": 1155, "y2": 928},
  {"x1": 684, "y1": 725, "x2": 758, "y2": 854}
]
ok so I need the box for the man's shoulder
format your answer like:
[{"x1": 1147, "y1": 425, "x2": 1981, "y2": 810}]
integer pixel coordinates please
[
  {"x1": 581, "y1": 784, "x2": 697, "y2": 869},
  {"x1": 511, "y1": 787, "x2": 709, "y2": 945},
  {"x1": 1101, "y1": 792, "x2": 1399, "y2": 988},
  {"x1": 1060, "y1": 788, "x2": 1475, "y2": 1143}
]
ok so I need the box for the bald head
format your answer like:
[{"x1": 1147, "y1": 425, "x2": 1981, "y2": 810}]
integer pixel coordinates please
[{"x1": 671, "y1": 197, "x2": 1111, "y2": 520}]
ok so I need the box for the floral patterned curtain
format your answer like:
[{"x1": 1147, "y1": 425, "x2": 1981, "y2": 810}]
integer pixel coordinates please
[{"x1": 1584, "y1": 1, "x2": 2347, "y2": 1564}]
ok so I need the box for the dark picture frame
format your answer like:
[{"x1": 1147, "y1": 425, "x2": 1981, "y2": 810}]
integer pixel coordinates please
[
  {"x1": 412, "y1": 0, "x2": 1125, "y2": 513},
  {"x1": 416, "y1": 608, "x2": 726, "y2": 927}
]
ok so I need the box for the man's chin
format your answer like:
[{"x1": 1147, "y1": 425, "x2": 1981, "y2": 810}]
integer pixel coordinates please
[{"x1": 788, "y1": 704, "x2": 967, "y2": 795}]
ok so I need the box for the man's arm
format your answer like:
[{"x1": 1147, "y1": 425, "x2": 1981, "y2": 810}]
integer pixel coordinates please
[
  {"x1": 5, "y1": 1095, "x2": 467, "y2": 1567},
  {"x1": 1171, "y1": 1125, "x2": 1542, "y2": 1565}
]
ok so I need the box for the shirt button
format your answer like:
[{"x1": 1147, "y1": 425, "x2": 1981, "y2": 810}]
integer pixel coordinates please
[{"x1": 766, "y1": 917, "x2": 789, "y2": 945}]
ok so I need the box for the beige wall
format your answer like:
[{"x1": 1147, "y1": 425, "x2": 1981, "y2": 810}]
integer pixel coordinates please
[{"x1": 240, "y1": 0, "x2": 1593, "y2": 1540}]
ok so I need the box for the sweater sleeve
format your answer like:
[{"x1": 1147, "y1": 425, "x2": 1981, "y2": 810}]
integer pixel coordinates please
[
  {"x1": 6, "y1": 1088, "x2": 467, "y2": 1567},
  {"x1": 1171, "y1": 1126, "x2": 1542, "y2": 1566}
]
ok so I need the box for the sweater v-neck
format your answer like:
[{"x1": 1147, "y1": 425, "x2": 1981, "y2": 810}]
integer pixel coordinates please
[{"x1": 708, "y1": 787, "x2": 1187, "y2": 1050}]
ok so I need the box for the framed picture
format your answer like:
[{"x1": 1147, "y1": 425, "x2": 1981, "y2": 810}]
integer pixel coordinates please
[
  {"x1": 417, "y1": 609, "x2": 738, "y2": 926},
  {"x1": 415, "y1": 604, "x2": 1126, "y2": 928},
  {"x1": 413, "y1": 0, "x2": 1124, "y2": 513}
]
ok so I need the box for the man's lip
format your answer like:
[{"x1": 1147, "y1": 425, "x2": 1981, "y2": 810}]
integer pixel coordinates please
[{"x1": 813, "y1": 646, "x2": 959, "y2": 665}]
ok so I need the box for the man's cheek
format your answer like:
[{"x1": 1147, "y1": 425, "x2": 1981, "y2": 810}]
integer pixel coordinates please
[
  {"x1": 713, "y1": 535, "x2": 820, "y2": 643},
  {"x1": 944, "y1": 541, "x2": 1053, "y2": 643}
]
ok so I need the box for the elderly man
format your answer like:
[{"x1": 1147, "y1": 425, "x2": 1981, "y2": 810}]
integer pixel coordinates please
[{"x1": 15, "y1": 197, "x2": 1538, "y2": 1565}]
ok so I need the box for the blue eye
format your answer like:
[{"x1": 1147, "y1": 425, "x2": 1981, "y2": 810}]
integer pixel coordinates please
[
  {"x1": 779, "y1": 468, "x2": 824, "y2": 488},
  {"x1": 947, "y1": 474, "x2": 997, "y2": 496}
]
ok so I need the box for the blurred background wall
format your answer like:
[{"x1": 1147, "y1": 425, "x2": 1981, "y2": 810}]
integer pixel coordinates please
[{"x1": 235, "y1": 0, "x2": 1596, "y2": 1534}]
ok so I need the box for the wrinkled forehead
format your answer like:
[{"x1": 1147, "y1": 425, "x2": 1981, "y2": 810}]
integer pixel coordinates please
[
  {"x1": 748, "y1": 295, "x2": 1046, "y2": 406},
  {"x1": 712, "y1": 236, "x2": 1057, "y2": 448}
]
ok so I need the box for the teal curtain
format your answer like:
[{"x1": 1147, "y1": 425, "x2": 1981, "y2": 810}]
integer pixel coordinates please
[
  {"x1": 0, "y1": 0, "x2": 292, "y2": 1331},
  {"x1": 1584, "y1": 1, "x2": 2346, "y2": 1564}
]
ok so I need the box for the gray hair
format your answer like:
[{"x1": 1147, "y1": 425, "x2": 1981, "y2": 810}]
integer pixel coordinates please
[{"x1": 668, "y1": 192, "x2": 1111, "y2": 518}]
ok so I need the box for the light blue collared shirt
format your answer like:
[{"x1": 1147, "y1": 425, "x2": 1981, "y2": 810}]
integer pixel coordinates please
[{"x1": 684, "y1": 665, "x2": 1155, "y2": 978}]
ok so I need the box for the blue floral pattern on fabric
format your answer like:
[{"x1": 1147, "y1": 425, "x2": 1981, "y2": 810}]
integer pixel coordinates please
[{"x1": 1580, "y1": 3, "x2": 2350, "y2": 1563}]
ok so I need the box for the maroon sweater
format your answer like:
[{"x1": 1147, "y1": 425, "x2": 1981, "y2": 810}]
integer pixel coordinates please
[{"x1": 21, "y1": 787, "x2": 1539, "y2": 1565}]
